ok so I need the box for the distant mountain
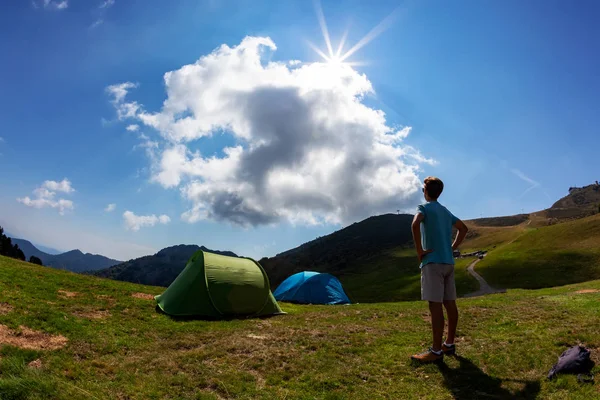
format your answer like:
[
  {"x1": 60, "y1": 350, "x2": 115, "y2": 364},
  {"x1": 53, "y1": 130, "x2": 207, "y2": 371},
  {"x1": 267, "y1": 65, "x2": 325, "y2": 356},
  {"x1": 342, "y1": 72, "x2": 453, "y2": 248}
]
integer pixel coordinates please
[
  {"x1": 94, "y1": 245, "x2": 238, "y2": 287},
  {"x1": 260, "y1": 182, "x2": 600, "y2": 301},
  {"x1": 260, "y1": 213, "x2": 415, "y2": 288},
  {"x1": 469, "y1": 183, "x2": 600, "y2": 228},
  {"x1": 545, "y1": 183, "x2": 600, "y2": 220},
  {"x1": 10, "y1": 238, "x2": 49, "y2": 260},
  {"x1": 36, "y1": 244, "x2": 62, "y2": 255},
  {"x1": 9, "y1": 238, "x2": 121, "y2": 273}
]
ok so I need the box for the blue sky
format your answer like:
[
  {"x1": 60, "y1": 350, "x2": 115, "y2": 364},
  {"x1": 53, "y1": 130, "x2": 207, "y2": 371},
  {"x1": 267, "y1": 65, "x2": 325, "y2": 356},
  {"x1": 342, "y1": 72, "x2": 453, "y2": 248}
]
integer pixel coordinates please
[{"x1": 1, "y1": 0, "x2": 599, "y2": 261}]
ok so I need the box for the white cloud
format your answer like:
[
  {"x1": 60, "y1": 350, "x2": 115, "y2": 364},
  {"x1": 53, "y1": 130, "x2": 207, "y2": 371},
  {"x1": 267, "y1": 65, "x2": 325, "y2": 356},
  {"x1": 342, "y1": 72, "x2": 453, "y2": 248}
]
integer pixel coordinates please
[
  {"x1": 89, "y1": 0, "x2": 114, "y2": 29},
  {"x1": 109, "y1": 36, "x2": 428, "y2": 227},
  {"x1": 511, "y1": 168, "x2": 539, "y2": 187},
  {"x1": 511, "y1": 168, "x2": 552, "y2": 201},
  {"x1": 105, "y1": 203, "x2": 116, "y2": 212},
  {"x1": 90, "y1": 19, "x2": 104, "y2": 29},
  {"x1": 42, "y1": 178, "x2": 74, "y2": 193},
  {"x1": 106, "y1": 82, "x2": 137, "y2": 103},
  {"x1": 36, "y1": 0, "x2": 68, "y2": 10},
  {"x1": 0, "y1": 203, "x2": 156, "y2": 261},
  {"x1": 105, "y1": 82, "x2": 141, "y2": 119},
  {"x1": 17, "y1": 179, "x2": 75, "y2": 215},
  {"x1": 126, "y1": 124, "x2": 139, "y2": 132},
  {"x1": 99, "y1": 0, "x2": 115, "y2": 8},
  {"x1": 132, "y1": 133, "x2": 160, "y2": 162},
  {"x1": 123, "y1": 211, "x2": 170, "y2": 231}
]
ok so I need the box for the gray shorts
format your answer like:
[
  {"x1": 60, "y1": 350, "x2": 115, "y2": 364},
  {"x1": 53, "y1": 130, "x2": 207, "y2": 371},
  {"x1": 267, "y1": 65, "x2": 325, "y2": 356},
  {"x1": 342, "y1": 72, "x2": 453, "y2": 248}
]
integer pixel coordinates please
[{"x1": 421, "y1": 263, "x2": 457, "y2": 303}]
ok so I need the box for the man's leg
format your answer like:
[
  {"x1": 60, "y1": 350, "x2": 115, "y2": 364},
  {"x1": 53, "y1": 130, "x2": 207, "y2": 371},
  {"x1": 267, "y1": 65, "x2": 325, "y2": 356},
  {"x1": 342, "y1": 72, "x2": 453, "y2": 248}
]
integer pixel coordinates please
[
  {"x1": 443, "y1": 300, "x2": 458, "y2": 344},
  {"x1": 429, "y1": 301, "x2": 444, "y2": 352},
  {"x1": 412, "y1": 265, "x2": 445, "y2": 362}
]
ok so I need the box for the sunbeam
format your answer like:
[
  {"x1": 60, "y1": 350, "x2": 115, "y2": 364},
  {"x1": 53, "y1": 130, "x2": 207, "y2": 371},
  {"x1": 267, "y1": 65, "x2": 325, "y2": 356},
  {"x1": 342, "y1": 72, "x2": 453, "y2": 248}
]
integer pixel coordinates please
[
  {"x1": 309, "y1": 2, "x2": 402, "y2": 69},
  {"x1": 314, "y1": 0, "x2": 334, "y2": 58},
  {"x1": 307, "y1": 40, "x2": 331, "y2": 62},
  {"x1": 340, "y1": 6, "x2": 403, "y2": 62},
  {"x1": 335, "y1": 28, "x2": 349, "y2": 58}
]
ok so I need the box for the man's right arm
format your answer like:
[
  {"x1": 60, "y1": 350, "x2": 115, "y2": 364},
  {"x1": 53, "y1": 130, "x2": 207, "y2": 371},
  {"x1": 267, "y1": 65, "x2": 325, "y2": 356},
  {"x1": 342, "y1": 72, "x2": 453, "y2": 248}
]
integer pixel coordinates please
[
  {"x1": 452, "y1": 219, "x2": 469, "y2": 251},
  {"x1": 412, "y1": 213, "x2": 433, "y2": 261}
]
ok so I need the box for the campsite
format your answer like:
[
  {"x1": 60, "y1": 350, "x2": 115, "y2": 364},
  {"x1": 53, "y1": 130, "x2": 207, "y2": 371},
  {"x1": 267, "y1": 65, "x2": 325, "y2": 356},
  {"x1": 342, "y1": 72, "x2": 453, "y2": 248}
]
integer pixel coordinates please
[
  {"x1": 0, "y1": 245, "x2": 599, "y2": 399},
  {"x1": 1, "y1": 195, "x2": 600, "y2": 398},
  {"x1": 2, "y1": 0, "x2": 600, "y2": 398}
]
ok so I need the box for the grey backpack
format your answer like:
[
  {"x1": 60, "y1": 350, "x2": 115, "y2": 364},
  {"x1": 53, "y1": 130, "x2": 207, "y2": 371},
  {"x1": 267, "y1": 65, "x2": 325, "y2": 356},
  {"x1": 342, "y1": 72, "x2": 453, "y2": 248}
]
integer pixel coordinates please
[{"x1": 547, "y1": 346, "x2": 594, "y2": 383}]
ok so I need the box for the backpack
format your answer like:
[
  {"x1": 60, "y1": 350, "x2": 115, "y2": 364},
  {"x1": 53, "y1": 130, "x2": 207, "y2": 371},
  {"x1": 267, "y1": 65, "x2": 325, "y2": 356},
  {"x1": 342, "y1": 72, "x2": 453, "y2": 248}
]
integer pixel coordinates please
[{"x1": 547, "y1": 346, "x2": 595, "y2": 383}]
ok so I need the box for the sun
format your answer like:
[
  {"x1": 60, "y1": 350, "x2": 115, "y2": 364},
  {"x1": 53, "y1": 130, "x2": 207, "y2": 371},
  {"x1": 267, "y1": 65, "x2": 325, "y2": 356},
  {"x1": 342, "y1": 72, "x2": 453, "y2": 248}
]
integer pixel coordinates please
[
  {"x1": 308, "y1": 0, "x2": 402, "y2": 68},
  {"x1": 327, "y1": 55, "x2": 344, "y2": 65}
]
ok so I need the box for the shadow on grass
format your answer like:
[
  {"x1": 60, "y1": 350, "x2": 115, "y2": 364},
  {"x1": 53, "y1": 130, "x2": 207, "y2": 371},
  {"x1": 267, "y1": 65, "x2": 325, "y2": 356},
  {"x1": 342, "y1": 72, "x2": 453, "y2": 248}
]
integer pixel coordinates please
[
  {"x1": 154, "y1": 305, "x2": 286, "y2": 322},
  {"x1": 479, "y1": 251, "x2": 599, "y2": 290},
  {"x1": 437, "y1": 356, "x2": 540, "y2": 400}
]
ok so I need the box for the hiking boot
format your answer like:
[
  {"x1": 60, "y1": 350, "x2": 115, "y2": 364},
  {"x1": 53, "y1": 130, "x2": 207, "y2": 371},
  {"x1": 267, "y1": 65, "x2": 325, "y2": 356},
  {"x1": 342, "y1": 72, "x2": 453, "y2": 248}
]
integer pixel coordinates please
[
  {"x1": 442, "y1": 343, "x2": 456, "y2": 356},
  {"x1": 411, "y1": 348, "x2": 444, "y2": 363}
]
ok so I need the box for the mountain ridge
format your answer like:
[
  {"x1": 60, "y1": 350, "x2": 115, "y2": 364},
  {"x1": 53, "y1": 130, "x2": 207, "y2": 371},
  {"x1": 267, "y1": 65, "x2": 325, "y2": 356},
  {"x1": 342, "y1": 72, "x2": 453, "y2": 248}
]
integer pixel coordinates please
[
  {"x1": 93, "y1": 244, "x2": 238, "y2": 287},
  {"x1": 9, "y1": 237, "x2": 121, "y2": 272}
]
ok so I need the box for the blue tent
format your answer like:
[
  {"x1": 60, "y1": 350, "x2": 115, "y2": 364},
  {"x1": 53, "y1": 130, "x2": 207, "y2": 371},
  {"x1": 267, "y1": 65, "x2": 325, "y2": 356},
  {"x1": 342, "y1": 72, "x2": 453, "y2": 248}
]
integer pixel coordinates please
[{"x1": 273, "y1": 271, "x2": 351, "y2": 305}]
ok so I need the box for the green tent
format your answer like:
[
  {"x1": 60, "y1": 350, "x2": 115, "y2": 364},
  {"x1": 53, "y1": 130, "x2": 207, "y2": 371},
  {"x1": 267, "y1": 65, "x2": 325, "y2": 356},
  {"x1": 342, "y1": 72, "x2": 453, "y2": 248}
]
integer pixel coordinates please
[{"x1": 155, "y1": 250, "x2": 284, "y2": 318}]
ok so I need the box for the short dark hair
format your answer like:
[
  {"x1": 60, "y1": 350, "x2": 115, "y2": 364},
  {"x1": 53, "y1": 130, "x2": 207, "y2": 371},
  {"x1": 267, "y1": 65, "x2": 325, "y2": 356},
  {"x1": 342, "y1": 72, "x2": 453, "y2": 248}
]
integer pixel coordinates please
[{"x1": 424, "y1": 176, "x2": 444, "y2": 199}]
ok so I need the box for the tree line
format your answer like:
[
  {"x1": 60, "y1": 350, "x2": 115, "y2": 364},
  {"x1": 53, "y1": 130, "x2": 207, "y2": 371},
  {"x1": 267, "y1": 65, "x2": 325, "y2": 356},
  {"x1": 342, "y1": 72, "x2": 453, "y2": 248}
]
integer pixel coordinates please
[{"x1": 0, "y1": 226, "x2": 43, "y2": 265}]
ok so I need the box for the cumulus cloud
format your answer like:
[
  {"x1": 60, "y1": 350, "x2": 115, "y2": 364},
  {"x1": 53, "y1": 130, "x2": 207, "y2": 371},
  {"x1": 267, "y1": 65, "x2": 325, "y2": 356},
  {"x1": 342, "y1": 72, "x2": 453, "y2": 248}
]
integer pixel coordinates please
[
  {"x1": 105, "y1": 203, "x2": 116, "y2": 212},
  {"x1": 126, "y1": 124, "x2": 139, "y2": 132},
  {"x1": 17, "y1": 179, "x2": 75, "y2": 215},
  {"x1": 35, "y1": 0, "x2": 68, "y2": 10},
  {"x1": 42, "y1": 178, "x2": 74, "y2": 193},
  {"x1": 123, "y1": 211, "x2": 171, "y2": 231},
  {"x1": 105, "y1": 82, "x2": 140, "y2": 119},
  {"x1": 108, "y1": 36, "x2": 428, "y2": 226}
]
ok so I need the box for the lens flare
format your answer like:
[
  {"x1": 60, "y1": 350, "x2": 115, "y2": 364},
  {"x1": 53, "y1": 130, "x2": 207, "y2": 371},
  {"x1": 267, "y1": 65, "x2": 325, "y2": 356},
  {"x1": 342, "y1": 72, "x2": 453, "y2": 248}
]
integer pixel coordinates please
[{"x1": 310, "y1": 0, "x2": 403, "y2": 67}]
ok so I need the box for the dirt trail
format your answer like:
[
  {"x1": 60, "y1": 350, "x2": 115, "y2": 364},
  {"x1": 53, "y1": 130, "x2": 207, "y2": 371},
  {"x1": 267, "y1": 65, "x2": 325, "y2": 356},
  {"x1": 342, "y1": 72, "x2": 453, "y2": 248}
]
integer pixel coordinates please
[{"x1": 463, "y1": 258, "x2": 506, "y2": 298}]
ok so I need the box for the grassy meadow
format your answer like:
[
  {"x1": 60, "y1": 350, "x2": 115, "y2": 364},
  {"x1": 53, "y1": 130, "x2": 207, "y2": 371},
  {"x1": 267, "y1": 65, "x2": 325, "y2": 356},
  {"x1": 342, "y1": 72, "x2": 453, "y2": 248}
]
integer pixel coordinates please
[
  {"x1": 477, "y1": 214, "x2": 600, "y2": 290},
  {"x1": 341, "y1": 249, "x2": 478, "y2": 303},
  {"x1": 1, "y1": 255, "x2": 599, "y2": 399}
]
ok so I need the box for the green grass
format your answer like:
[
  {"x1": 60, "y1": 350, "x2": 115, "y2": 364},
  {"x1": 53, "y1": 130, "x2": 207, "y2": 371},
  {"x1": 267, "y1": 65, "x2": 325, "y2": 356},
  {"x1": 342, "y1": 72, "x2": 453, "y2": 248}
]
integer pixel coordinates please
[
  {"x1": 461, "y1": 224, "x2": 525, "y2": 252},
  {"x1": 477, "y1": 214, "x2": 600, "y2": 290},
  {"x1": 338, "y1": 220, "x2": 528, "y2": 303},
  {"x1": 2, "y1": 255, "x2": 600, "y2": 399},
  {"x1": 340, "y1": 249, "x2": 479, "y2": 303}
]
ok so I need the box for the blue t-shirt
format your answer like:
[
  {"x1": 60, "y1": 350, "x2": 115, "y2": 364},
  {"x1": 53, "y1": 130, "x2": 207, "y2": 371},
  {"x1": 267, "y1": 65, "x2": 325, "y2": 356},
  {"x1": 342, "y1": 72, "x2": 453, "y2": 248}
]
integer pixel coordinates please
[{"x1": 416, "y1": 201, "x2": 458, "y2": 268}]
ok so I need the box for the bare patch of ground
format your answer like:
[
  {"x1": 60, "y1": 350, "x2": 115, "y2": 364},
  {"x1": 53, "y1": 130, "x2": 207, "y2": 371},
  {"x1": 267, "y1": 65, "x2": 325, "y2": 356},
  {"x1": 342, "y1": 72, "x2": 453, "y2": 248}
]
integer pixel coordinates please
[
  {"x1": 574, "y1": 289, "x2": 599, "y2": 294},
  {"x1": 28, "y1": 359, "x2": 43, "y2": 369},
  {"x1": 95, "y1": 295, "x2": 116, "y2": 304},
  {"x1": 131, "y1": 292, "x2": 155, "y2": 300},
  {"x1": 0, "y1": 302, "x2": 14, "y2": 315},
  {"x1": 0, "y1": 325, "x2": 68, "y2": 350},
  {"x1": 247, "y1": 334, "x2": 269, "y2": 340},
  {"x1": 58, "y1": 290, "x2": 79, "y2": 298},
  {"x1": 72, "y1": 310, "x2": 111, "y2": 320}
]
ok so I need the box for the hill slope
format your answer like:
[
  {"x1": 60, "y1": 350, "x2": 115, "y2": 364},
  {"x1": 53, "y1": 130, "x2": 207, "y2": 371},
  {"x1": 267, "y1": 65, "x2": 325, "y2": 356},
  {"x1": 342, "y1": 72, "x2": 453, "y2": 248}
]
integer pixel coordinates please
[
  {"x1": 0, "y1": 255, "x2": 598, "y2": 399},
  {"x1": 260, "y1": 214, "x2": 415, "y2": 288},
  {"x1": 9, "y1": 238, "x2": 51, "y2": 261},
  {"x1": 259, "y1": 184, "x2": 600, "y2": 302},
  {"x1": 476, "y1": 213, "x2": 600, "y2": 290},
  {"x1": 94, "y1": 245, "x2": 237, "y2": 287},
  {"x1": 552, "y1": 183, "x2": 600, "y2": 210},
  {"x1": 259, "y1": 212, "x2": 521, "y2": 303},
  {"x1": 10, "y1": 238, "x2": 121, "y2": 272}
]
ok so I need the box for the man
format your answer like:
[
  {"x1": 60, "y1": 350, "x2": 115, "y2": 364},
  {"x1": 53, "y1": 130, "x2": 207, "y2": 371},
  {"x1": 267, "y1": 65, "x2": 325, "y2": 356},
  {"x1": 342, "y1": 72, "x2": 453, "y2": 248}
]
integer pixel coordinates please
[{"x1": 411, "y1": 176, "x2": 469, "y2": 363}]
